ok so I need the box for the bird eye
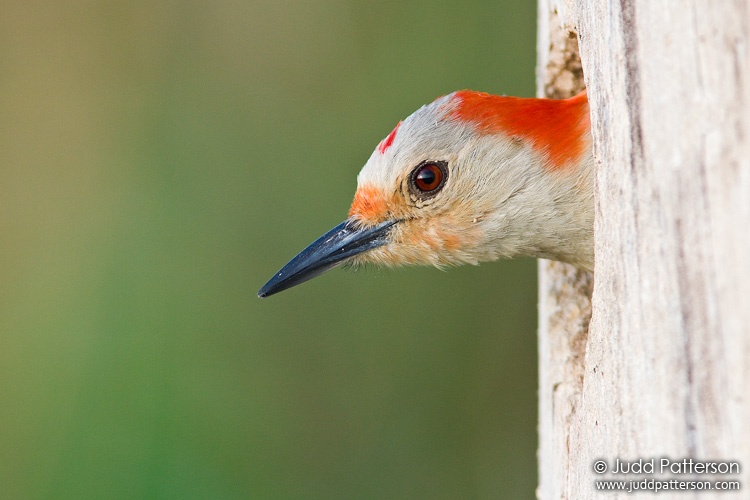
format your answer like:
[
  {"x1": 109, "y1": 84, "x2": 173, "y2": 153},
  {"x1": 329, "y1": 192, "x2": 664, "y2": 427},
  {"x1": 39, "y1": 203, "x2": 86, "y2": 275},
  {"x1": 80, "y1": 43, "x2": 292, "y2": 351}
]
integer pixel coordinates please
[{"x1": 410, "y1": 161, "x2": 448, "y2": 196}]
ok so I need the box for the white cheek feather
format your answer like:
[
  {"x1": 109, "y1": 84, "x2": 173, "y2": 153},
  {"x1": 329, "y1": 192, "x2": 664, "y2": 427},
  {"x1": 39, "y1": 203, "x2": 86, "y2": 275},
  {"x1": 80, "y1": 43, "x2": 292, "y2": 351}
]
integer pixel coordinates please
[{"x1": 456, "y1": 133, "x2": 594, "y2": 269}]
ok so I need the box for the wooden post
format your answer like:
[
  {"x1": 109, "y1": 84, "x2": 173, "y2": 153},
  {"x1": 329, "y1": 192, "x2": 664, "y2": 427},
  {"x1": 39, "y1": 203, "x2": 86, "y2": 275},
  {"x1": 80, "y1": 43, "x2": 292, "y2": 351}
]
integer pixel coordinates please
[
  {"x1": 537, "y1": 0, "x2": 750, "y2": 498},
  {"x1": 536, "y1": 3, "x2": 592, "y2": 498}
]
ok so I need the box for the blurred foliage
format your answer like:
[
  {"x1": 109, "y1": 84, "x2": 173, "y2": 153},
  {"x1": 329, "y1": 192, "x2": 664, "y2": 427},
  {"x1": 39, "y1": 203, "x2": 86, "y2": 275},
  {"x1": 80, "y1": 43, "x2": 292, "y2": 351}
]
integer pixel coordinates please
[{"x1": 0, "y1": 1, "x2": 538, "y2": 498}]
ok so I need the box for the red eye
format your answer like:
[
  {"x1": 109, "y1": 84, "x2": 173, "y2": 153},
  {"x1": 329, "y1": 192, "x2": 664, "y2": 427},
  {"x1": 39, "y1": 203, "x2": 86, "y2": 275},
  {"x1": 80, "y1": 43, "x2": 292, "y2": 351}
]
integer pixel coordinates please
[{"x1": 411, "y1": 162, "x2": 447, "y2": 195}]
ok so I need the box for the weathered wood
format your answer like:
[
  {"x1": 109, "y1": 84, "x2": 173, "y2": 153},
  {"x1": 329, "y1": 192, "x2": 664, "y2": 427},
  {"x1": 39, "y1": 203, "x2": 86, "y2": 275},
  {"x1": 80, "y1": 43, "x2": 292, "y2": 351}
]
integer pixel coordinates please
[
  {"x1": 538, "y1": 0, "x2": 750, "y2": 498},
  {"x1": 536, "y1": 3, "x2": 592, "y2": 499}
]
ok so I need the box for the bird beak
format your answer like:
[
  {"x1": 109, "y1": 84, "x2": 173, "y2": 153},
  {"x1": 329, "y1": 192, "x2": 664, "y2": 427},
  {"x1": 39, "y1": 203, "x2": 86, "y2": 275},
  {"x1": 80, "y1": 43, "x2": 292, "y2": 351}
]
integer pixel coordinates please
[{"x1": 258, "y1": 218, "x2": 396, "y2": 298}]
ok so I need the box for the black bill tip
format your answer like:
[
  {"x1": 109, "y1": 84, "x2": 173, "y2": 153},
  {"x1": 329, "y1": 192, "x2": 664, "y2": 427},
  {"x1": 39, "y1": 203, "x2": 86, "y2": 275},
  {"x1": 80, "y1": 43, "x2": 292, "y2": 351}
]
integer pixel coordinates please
[{"x1": 258, "y1": 218, "x2": 396, "y2": 298}]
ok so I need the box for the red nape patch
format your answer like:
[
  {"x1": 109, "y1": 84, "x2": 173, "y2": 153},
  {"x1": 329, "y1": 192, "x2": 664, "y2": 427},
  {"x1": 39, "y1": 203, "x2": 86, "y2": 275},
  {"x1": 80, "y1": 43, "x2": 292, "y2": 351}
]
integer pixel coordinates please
[
  {"x1": 377, "y1": 121, "x2": 402, "y2": 154},
  {"x1": 451, "y1": 91, "x2": 590, "y2": 170}
]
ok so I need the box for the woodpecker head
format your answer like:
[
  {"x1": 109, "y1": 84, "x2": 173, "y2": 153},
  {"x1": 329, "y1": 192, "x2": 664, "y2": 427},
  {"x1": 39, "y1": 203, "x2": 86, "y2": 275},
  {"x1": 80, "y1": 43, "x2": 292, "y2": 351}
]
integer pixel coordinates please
[{"x1": 259, "y1": 90, "x2": 593, "y2": 297}]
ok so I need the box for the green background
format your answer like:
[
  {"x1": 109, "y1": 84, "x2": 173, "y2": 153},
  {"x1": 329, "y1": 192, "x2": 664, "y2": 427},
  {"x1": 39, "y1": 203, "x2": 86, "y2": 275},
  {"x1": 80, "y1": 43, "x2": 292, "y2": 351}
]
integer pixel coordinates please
[{"x1": 0, "y1": 1, "x2": 539, "y2": 498}]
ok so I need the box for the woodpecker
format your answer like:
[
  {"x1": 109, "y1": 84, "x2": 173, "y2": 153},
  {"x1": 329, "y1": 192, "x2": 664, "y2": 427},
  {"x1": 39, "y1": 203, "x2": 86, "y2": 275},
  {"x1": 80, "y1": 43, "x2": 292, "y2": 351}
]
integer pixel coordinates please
[{"x1": 259, "y1": 90, "x2": 593, "y2": 298}]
